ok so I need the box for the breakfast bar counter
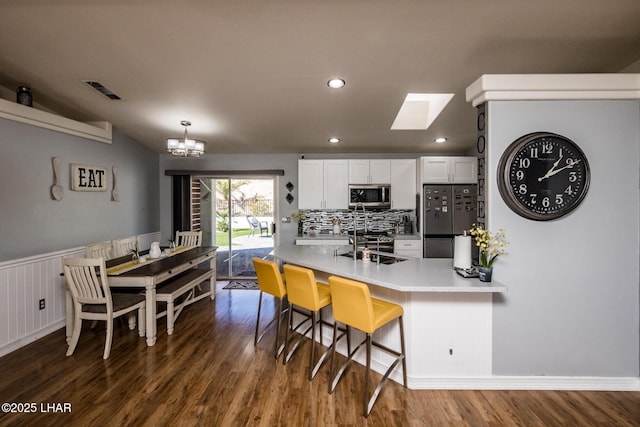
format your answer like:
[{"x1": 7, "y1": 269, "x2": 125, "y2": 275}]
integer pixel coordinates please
[
  {"x1": 271, "y1": 244, "x2": 506, "y2": 389},
  {"x1": 271, "y1": 244, "x2": 506, "y2": 293}
]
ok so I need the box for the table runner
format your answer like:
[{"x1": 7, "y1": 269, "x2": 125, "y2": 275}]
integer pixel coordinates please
[{"x1": 106, "y1": 245, "x2": 193, "y2": 275}]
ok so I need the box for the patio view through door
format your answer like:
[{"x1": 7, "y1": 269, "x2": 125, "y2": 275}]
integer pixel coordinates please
[{"x1": 196, "y1": 176, "x2": 275, "y2": 279}]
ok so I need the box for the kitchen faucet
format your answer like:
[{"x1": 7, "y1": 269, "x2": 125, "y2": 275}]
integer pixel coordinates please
[{"x1": 352, "y1": 203, "x2": 366, "y2": 260}]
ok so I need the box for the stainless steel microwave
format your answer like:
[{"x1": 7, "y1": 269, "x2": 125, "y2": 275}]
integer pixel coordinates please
[{"x1": 348, "y1": 184, "x2": 391, "y2": 208}]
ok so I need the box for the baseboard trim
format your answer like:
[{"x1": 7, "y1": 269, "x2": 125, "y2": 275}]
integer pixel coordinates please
[
  {"x1": 319, "y1": 325, "x2": 640, "y2": 392},
  {"x1": 0, "y1": 322, "x2": 65, "y2": 358},
  {"x1": 404, "y1": 375, "x2": 640, "y2": 391}
]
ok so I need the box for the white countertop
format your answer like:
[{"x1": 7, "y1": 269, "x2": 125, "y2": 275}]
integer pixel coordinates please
[
  {"x1": 295, "y1": 232, "x2": 421, "y2": 241},
  {"x1": 271, "y1": 245, "x2": 507, "y2": 293}
]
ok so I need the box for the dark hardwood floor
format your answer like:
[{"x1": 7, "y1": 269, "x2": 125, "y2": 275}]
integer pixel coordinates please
[{"x1": 1, "y1": 282, "x2": 638, "y2": 426}]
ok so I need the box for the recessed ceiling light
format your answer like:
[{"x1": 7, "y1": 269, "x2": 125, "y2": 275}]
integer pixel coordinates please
[
  {"x1": 434, "y1": 137, "x2": 447, "y2": 143},
  {"x1": 328, "y1": 137, "x2": 341, "y2": 143},
  {"x1": 327, "y1": 78, "x2": 345, "y2": 89}
]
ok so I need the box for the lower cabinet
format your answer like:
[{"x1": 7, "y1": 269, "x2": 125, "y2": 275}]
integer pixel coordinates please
[{"x1": 394, "y1": 239, "x2": 422, "y2": 258}]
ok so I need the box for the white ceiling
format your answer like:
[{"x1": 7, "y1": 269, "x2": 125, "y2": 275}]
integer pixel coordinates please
[{"x1": 1, "y1": 1, "x2": 639, "y2": 155}]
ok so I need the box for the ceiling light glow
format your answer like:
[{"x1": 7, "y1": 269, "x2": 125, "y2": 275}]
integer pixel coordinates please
[
  {"x1": 434, "y1": 137, "x2": 447, "y2": 143},
  {"x1": 167, "y1": 120, "x2": 206, "y2": 157},
  {"x1": 328, "y1": 137, "x2": 341, "y2": 143}
]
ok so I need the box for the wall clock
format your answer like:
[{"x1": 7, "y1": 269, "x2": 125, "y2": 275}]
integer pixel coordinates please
[{"x1": 497, "y1": 132, "x2": 590, "y2": 221}]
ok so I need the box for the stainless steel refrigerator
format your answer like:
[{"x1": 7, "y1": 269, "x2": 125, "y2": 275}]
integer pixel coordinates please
[{"x1": 423, "y1": 184, "x2": 477, "y2": 258}]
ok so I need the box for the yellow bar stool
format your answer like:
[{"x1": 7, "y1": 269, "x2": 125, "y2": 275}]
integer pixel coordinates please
[
  {"x1": 253, "y1": 258, "x2": 288, "y2": 359},
  {"x1": 327, "y1": 275, "x2": 407, "y2": 418},
  {"x1": 282, "y1": 264, "x2": 335, "y2": 380}
]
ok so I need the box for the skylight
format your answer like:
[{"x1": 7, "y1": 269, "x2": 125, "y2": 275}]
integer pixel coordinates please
[{"x1": 390, "y1": 93, "x2": 454, "y2": 130}]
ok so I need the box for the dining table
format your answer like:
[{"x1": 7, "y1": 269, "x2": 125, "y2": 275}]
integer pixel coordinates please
[{"x1": 64, "y1": 245, "x2": 217, "y2": 347}]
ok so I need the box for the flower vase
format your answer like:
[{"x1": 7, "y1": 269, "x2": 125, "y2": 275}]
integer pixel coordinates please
[
  {"x1": 478, "y1": 266, "x2": 493, "y2": 282},
  {"x1": 149, "y1": 242, "x2": 162, "y2": 258}
]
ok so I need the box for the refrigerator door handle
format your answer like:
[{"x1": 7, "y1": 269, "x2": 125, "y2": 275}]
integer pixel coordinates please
[{"x1": 415, "y1": 193, "x2": 420, "y2": 233}]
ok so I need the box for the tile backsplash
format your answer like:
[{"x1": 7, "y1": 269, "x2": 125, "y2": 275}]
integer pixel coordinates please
[{"x1": 296, "y1": 209, "x2": 415, "y2": 235}]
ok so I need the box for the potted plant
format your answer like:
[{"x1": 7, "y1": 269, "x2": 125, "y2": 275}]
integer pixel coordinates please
[
  {"x1": 291, "y1": 210, "x2": 306, "y2": 236},
  {"x1": 468, "y1": 224, "x2": 508, "y2": 282}
]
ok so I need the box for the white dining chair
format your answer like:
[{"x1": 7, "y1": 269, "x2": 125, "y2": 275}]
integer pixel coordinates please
[
  {"x1": 175, "y1": 231, "x2": 202, "y2": 247},
  {"x1": 85, "y1": 241, "x2": 113, "y2": 260},
  {"x1": 63, "y1": 257, "x2": 145, "y2": 359},
  {"x1": 112, "y1": 236, "x2": 139, "y2": 258},
  {"x1": 174, "y1": 231, "x2": 205, "y2": 291}
]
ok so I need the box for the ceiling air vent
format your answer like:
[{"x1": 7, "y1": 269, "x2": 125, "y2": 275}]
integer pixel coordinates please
[{"x1": 82, "y1": 80, "x2": 121, "y2": 100}]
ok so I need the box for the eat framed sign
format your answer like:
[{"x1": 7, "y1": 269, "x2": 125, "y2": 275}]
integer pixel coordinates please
[{"x1": 71, "y1": 163, "x2": 107, "y2": 192}]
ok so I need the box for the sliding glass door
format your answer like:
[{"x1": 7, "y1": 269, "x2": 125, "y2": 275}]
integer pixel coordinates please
[{"x1": 196, "y1": 176, "x2": 275, "y2": 279}]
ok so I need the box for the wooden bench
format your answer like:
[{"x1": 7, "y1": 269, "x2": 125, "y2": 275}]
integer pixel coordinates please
[{"x1": 156, "y1": 268, "x2": 215, "y2": 335}]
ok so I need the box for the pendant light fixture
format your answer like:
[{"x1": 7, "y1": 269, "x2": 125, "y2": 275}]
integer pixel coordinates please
[{"x1": 166, "y1": 120, "x2": 206, "y2": 157}]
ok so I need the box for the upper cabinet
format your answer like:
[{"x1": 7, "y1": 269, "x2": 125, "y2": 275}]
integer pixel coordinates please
[
  {"x1": 390, "y1": 159, "x2": 417, "y2": 209},
  {"x1": 348, "y1": 159, "x2": 390, "y2": 184},
  {"x1": 299, "y1": 158, "x2": 419, "y2": 210},
  {"x1": 421, "y1": 156, "x2": 477, "y2": 184},
  {"x1": 298, "y1": 160, "x2": 349, "y2": 209}
]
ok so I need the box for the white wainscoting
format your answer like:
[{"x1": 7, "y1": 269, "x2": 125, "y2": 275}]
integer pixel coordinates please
[
  {"x1": 137, "y1": 233, "x2": 160, "y2": 252},
  {"x1": 0, "y1": 231, "x2": 160, "y2": 357}
]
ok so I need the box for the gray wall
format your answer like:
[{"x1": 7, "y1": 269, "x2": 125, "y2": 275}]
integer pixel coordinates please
[
  {"x1": 160, "y1": 154, "x2": 432, "y2": 247},
  {"x1": 486, "y1": 100, "x2": 639, "y2": 376},
  {"x1": 159, "y1": 153, "x2": 302, "y2": 245},
  {"x1": 158, "y1": 152, "x2": 428, "y2": 246},
  {"x1": 0, "y1": 118, "x2": 160, "y2": 261}
]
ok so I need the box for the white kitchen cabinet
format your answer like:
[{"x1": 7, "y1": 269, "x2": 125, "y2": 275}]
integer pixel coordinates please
[
  {"x1": 421, "y1": 157, "x2": 477, "y2": 184},
  {"x1": 394, "y1": 239, "x2": 422, "y2": 258},
  {"x1": 348, "y1": 159, "x2": 390, "y2": 184},
  {"x1": 390, "y1": 159, "x2": 416, "y2": 209},
  {"x1": 298, "y1": 159, "x2": 349, "y2": 209},
  {"x1": 298, "y1": 160, "x2": 324, "y2": 209}
]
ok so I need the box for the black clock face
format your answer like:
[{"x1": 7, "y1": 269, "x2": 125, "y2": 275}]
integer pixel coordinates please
[{"x1": 497, "y1": 132, "x2": 590, "y2": 221}]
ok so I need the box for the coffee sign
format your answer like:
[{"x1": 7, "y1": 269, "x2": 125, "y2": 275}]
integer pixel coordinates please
[{"x1": 71, "y1": 163, "x2": 107, "y2": 192}]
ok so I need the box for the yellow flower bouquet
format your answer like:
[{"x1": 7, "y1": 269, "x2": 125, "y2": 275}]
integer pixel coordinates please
[
  {"x1": 468, "y1": 224, "x2": 508, "y2": 268},
  {"x1": 291, "y1": 210, "x2": 306, "y2": 223},
  {"x1": 291, "y1": 210, "x2": 306, "y2": 235}
]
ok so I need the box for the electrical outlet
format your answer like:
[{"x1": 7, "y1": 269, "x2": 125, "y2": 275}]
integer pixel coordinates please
[{"x1": 39, "y1": 299, "x2": 45, "y2": 310}]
